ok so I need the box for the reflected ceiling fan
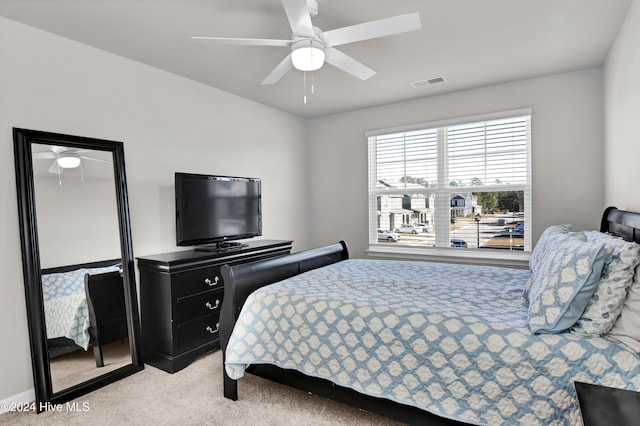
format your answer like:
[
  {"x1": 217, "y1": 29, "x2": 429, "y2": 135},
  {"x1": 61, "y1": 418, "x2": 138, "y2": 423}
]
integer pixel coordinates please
[
  {"x1": 33, "y1": 146, "x2": 111, "y2": 175},
  {"x1": 192, "y1": 0, "x2": 421, "y2": 85}
]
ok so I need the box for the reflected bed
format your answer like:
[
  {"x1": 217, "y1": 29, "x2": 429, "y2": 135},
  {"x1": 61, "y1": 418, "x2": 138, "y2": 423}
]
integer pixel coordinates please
[{"x1": 41, "y1": 259, "x2": 121, "y2": 358}]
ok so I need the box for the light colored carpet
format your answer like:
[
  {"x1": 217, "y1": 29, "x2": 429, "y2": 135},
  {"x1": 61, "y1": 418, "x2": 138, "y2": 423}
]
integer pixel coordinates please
[
  {"x1": 2, "y1": 350, "x2": 404, "y2": 425},
  {"x1": 50, "y1": 340, "x2": 131, "y2": 393}
]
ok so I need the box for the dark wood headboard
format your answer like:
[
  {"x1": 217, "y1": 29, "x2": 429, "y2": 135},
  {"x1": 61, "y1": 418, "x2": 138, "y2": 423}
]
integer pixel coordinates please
[
  {"x1": 41, "y1": 258, "x2": 121, "y2": 275},
  {"x1": 600, "y1": 206, "x2": 640, "y2": 244}
]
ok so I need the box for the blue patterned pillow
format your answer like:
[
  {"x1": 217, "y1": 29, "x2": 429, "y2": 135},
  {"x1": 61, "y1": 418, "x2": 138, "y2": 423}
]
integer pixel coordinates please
[
  {"x1": 524, "y1": 227, "x2": 583, "y2": 302},
  {"x1": 528, "y1": 233, "x2": 607, "y2": 333},
  {"x1": 574, "y1": 232, "x2": 640, "y2": 335},
  {"x1": 84, "y1": 264, "x2": 121, "y2": 275},
  {"x1": 529, "y1": 224, "x2": 574, "y2": 273}
]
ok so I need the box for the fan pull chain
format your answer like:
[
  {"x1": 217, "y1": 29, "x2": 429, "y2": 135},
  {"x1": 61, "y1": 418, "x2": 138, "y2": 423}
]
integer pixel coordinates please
[
  {"x1": 303, "y1": 71, "x2": 316, "y2": 104},
  {"x1": 80, "y1": 162, "x2": 84, "y2": 181},
  {"x1": 56, "y1": 159, "x2": 63, "y2": 186},
  {"x1": 303, "y1": 71, "x2": 307, "y2": 104}
]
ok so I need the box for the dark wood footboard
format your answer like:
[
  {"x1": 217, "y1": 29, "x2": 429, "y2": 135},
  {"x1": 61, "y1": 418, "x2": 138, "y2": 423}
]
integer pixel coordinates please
[{"x1": 219, "y1": 241, "x2": 349, "y2": 399}]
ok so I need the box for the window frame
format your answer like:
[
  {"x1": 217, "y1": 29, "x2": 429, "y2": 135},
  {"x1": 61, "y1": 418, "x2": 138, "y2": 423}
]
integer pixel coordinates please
[{"x1": 366, "y1": 108, "x2": 532, "y2": 267}]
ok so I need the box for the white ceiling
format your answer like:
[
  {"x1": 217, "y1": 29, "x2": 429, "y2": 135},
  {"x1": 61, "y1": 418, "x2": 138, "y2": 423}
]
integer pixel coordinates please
[{"x1": 0, "y1": 0, "x2": 633, "y2": 118}]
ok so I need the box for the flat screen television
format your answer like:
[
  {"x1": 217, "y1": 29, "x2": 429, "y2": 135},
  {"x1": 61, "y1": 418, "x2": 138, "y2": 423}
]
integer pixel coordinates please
[{"x1": 175, "y1": 172, "x2": 262, "y2": 250}]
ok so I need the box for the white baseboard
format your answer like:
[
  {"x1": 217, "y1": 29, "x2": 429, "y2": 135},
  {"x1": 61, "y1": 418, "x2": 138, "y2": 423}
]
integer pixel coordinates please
[{"x1": 0, "y1": 389, "x2": 36, "y2": 414}]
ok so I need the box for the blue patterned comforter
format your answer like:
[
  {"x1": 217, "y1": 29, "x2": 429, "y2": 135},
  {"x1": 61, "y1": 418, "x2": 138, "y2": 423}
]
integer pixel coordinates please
[{"x1": 225, "y1": 259, "x2": 640, "y2": 425}]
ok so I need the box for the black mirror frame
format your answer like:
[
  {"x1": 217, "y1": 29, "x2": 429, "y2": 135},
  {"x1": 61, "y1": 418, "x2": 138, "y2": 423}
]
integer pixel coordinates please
[{"x1": 13, "y1": 128, "x2": 144, "y2": 411}]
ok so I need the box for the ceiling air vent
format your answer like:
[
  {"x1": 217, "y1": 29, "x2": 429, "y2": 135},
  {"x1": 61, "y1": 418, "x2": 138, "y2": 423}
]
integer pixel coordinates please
[{"x1": 409, "y1": 76, "x2": 447, "y2": 88}]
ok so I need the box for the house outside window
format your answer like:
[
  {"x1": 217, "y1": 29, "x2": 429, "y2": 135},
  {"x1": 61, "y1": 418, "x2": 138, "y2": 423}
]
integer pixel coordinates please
[{"x1": 367, "y1": 108, "x2": 531, "y2": 258}]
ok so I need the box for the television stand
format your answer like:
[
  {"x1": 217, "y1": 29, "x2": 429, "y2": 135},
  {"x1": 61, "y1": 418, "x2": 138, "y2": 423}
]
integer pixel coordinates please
[{"x1": 137, "y1": 239, "x2": 293, "y2": 373}]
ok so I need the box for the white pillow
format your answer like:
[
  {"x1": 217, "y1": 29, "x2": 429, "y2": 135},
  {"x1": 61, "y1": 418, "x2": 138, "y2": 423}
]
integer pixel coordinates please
[{"x1": 607, "y1": 266, "x2": 640, "y2": 352}]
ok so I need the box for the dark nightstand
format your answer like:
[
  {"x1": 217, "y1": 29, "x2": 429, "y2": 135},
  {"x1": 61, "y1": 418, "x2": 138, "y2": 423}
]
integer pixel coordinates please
[{"x1": 575, "y1": 381, "x2": 640, "y2": 426}]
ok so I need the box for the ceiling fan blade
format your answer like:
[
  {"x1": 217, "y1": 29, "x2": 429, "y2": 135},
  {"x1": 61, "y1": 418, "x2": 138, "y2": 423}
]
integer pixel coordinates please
[
  {"x1": 33, "y1": 152, "x2": 56, "y2": 160},
  {"x1": 324, "y1": 47, "x2": 376, "y2": 80},
  {"x1": 79, "y1": 155, "x2": 111, "y2": 163},
  {"x1": 322, "y1": 12, "x2": 421, "y2": 47},
  {"x1": 281, "y1": 0, "x2": 314, "y2": 38},
  {"x1": 191, "y1": 36, "x2": 291, "y2": 47},
  {"x1": 47, "y1": 160, "x2": 62, "y2": 174},
  {"x1": 261, "y1": 54, "x2": 294, "y2": 85}
]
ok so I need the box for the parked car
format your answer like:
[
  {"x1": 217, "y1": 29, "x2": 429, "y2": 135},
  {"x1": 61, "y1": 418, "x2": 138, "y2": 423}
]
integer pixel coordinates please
[
  {"x1": 499, "y1": 221, "x2": 524, "y2": 236},
  {"x1": 450, "y1": 217, "x2": 457, "y2": 224},
  {"x1": 395, "y1": 225, "x2": 423, "y2": 234},
  {"x1": 450, "y1": 238, "x2": 468, "y2": 248},
  {"x1": 377, "y1": 229, "x2": 400, "y2": 242},
  {"x1": 415, "y1": 223, "x2": 431, "y2": 232}
]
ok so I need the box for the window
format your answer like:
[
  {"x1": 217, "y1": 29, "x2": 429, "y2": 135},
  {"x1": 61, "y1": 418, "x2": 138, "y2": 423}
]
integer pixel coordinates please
[{"x1": 367, "y1": 109, "x2": 531, "y2": 256}]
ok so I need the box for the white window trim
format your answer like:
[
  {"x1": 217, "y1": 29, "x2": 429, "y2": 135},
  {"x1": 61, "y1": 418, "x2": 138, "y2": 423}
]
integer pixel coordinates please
[
  {"x1": 367, "y1": 108, "x2": 532, "y2": 267},
  {"x1": 366, "y1": 244, "x2": 530, "y2": 269},
  {"x1": 365, "y1": 107, "x2": 533, "y2": 138}
]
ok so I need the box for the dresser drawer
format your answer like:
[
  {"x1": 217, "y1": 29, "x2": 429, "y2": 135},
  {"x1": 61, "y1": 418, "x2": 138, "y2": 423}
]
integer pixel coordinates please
[
  {"x1": 177, "y1": 314, "x2": 220, "y2": 353},
  {"x1": 173, "y1": 266, "x2": 223, "y2": 297},
  {"x1": 175, "y1": 290, "x2": 222, "y2": 323}
]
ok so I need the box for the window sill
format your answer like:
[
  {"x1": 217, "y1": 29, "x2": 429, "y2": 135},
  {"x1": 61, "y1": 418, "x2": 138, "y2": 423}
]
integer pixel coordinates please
[{"x1": 365, "y1": 244, "x2": 530, "y2": 269}]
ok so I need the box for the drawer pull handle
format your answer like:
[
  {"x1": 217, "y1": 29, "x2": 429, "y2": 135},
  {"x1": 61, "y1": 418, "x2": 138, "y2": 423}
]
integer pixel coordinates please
[
  {"x1": 206, "y1": 324, "x2": 220, "y2": 334},
  {"x1": 205, "y1": 300, "x2": 220, "y2": 310},
  {"x1": 204, "y1": 276, "x2": 219, "y2": 287}
]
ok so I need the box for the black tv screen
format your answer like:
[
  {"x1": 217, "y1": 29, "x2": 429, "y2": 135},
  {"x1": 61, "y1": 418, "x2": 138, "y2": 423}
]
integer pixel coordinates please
[{"x1": 175, "y1": 173, "x2": 262, "y2": 247}]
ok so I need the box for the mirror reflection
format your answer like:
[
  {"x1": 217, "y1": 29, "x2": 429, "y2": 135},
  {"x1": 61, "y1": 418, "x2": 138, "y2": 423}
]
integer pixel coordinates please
[{"x1": 31, "y1": 143, "x2": 132, "y2": 393}]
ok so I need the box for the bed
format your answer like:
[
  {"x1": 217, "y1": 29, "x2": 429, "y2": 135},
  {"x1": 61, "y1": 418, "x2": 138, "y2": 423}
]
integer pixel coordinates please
[
  {"x1": 220, "y1": 207, "x2": 640, "y2": 425},
  {"x1": 41, "y1": 259, "x2": 122, "y2": 362}
]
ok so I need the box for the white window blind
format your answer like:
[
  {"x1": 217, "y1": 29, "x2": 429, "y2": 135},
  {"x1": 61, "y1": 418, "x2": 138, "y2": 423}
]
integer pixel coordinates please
[
  {"x1": 376, "y1": 130, "x2": 438, "y2": 187},
  {"x1": 368, "y1": 109, "x2": 531, "y2": 255},
  {"x1": 448, "y1": 118, "x2": 528, "y2": 187}
]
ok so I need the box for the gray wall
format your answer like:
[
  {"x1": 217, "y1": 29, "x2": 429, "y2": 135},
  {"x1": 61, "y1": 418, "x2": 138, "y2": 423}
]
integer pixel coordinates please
[
  {"x1": 604, "y1": 0, "x2": 640, "y2": 211},
  {"x1": 307, "y1": 69, "x2": 606, "y2": 258},
  {"x1": 0, "y1": 17, "x2": 309, "y2": 404}
]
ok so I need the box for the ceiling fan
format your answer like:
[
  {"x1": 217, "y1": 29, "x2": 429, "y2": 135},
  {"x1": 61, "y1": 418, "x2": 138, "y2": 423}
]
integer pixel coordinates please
[
  {"x1": 32, "y1": 146, "x2": 111, "y2": 175},
  {"x1": 192, "y1": 0, "x2": 421, "y2": 85}
]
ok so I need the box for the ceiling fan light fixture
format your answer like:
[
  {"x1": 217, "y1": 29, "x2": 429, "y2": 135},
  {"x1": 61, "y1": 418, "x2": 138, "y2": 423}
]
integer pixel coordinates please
[
  {"x1": 291, "y1": 39, "x2": 325, "y2": 72},
  {"x1": 57, "y1": 154, "x2": 81, "y2": 169}
]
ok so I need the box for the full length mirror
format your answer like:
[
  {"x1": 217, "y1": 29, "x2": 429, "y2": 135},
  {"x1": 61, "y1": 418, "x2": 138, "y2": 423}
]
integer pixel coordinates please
[{"x1": 13, "y1": 128, "x2": 143, "y2": 411}]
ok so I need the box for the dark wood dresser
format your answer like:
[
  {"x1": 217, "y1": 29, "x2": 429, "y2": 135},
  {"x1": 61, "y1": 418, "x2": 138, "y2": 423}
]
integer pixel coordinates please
[{"x1": 137, "y1": 239, "x2": 293, "y2": 373}]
